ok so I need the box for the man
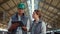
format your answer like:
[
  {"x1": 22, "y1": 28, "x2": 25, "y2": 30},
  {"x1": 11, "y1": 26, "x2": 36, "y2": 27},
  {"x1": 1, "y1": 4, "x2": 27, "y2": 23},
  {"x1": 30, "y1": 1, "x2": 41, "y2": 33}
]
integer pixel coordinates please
[{"x1": 7, "y1": 3, "x2": 30, "y2": 34}]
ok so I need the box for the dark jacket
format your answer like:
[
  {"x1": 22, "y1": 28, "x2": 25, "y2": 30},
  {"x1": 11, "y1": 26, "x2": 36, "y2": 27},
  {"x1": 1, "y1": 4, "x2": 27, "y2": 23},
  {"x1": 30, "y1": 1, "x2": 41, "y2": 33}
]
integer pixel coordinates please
[
  {"x1": 9, "y1": 13, "x2": 28, "y2": 34},
  {"x1": 30, "y1": 20, "x2": 46, "y2": 34}
]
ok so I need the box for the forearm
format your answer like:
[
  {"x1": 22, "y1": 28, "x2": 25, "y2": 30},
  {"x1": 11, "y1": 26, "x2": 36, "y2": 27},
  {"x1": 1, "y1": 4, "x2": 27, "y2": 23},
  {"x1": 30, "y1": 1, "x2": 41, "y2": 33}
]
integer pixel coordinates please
[{"x1": 41, "y1": 21, "x2": 46, "y2": 34}]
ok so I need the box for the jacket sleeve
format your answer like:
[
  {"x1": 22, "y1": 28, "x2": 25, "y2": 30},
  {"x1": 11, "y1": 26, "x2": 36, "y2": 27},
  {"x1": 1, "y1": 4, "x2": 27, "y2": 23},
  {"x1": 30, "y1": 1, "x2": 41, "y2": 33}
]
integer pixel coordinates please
[
  {"x1": 27, "y1": 19, "x2": 30, "y2": 31},
  {"x1": 7, "y1": 18, "x2": 12, "y2": 30},
  {"x1": 41, "y1": 21, "x2": 46, "y2": 34}
]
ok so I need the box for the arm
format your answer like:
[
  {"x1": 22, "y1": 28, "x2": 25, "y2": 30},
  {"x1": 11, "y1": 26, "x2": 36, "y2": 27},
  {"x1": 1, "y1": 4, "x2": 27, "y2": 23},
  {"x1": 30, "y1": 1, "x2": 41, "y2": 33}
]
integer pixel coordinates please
[
  {"x1": 7, "y1": 18, "x2": 19, "y2": 32},
  {"x1": 7, "y1": 18, "x2": 12, "y2": 30},
  {"x1": 22, "y1": 19, "x2": 30, "y2": 31},
  {"x1": 41, "y1": 21, "x2": 46, "y2": 34},
  {"x1": 27, "y1": 19, "x2": 30, "y2": 31},
  {"x1": 21, "y1": 19, "x2": 31, "y2": 32}
]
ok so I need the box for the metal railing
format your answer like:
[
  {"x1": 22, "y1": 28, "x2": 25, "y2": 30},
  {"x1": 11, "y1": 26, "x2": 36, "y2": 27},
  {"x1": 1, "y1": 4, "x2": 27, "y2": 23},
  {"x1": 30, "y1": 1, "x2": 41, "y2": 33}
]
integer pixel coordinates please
[{"x1": 0, "y1": 28, "x2": 8, "y2": 34}]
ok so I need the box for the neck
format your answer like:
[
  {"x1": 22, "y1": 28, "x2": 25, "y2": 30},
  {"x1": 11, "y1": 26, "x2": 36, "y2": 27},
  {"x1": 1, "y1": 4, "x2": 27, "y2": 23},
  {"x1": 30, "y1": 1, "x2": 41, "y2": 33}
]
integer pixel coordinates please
[
  {"x1": 18, "y1": 13, "x2": 23, "y2": 16},
  {"x1": 35, "y1": 18, "x2": 39, "y2": 23}
]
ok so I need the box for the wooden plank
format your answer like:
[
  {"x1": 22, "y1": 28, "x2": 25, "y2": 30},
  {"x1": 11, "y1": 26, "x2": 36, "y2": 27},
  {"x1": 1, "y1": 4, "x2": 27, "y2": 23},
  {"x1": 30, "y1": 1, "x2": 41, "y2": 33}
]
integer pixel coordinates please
[
  {"x1": 7, "y1": 0, "x2": 15, "y2": 8},
  {"x1": 1, "y1": 3, "x2": 10, "y2": 10}
]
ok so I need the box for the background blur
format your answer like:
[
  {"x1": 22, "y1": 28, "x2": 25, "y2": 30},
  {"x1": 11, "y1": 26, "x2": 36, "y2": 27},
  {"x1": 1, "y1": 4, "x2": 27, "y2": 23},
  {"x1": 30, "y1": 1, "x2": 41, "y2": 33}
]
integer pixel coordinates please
[{"x1": 0, "y1": 0, "x2": 60, "y2": 34}]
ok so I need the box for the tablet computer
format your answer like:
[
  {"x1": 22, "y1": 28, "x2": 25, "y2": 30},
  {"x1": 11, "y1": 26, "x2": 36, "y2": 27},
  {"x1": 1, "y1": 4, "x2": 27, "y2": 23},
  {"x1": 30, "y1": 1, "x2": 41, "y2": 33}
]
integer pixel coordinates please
[{"x1": 12, "y1": 21, "x2": 24, "y2": 27}]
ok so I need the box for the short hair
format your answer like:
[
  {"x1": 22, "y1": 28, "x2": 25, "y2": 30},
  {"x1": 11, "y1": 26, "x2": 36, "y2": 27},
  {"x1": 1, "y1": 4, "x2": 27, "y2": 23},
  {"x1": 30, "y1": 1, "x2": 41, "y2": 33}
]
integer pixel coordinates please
[{"x1": 34, "y1": 10, "x2": 41, "y2": 18}]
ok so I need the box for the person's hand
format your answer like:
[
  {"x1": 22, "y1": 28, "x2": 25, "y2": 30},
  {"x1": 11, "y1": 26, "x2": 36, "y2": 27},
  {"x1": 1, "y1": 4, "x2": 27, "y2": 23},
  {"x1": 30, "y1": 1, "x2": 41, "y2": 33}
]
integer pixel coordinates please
[
  {"x1": 22, "y1": 26, "x2": 27, "y2": 31},
  {"x1": 14, "y1": 23, "x2": 20, "y2": 25},
  {"x1": 10, "y1": 23, "x2": 19, "y2": 30},
  {"x1": 12, "y1": 23, "x2": 19, "y2": 27}
]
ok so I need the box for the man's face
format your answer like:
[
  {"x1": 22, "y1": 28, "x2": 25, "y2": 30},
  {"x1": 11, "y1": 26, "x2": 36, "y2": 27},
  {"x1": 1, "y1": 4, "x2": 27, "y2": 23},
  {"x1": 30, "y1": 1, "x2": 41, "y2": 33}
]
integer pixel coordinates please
[{"x1": 18, "y1": 9, "x2": 24, "y2": 14}]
